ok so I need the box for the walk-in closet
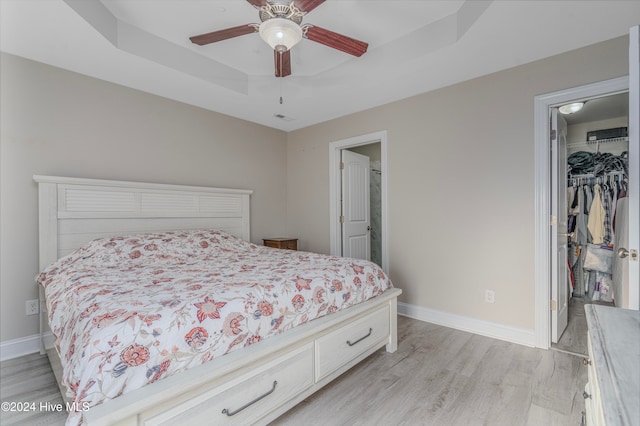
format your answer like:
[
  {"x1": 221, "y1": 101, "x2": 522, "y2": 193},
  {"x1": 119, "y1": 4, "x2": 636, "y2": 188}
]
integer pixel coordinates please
[{"x1": 553, "y1": 92, "x2": 629, "y2": 356}]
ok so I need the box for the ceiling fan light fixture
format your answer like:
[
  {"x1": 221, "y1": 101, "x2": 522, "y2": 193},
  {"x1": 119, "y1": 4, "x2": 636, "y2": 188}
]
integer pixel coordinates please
[
  {"x1": 559, "y1": 102, "x2": 585, "y2": 115},
  {"x1": 259, "y1": 17, "x2": 302, "y2": 52}
]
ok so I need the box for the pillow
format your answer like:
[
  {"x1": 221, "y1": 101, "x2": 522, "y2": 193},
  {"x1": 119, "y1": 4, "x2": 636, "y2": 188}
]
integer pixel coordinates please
[{"x1": 38, "y1": 229, "x2": 251, "y2": 288}]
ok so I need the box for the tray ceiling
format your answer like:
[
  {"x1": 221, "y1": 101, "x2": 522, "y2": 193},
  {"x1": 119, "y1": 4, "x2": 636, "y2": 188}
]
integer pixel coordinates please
[{"x1": 1, "y1": 0, "x2": 639, "y2": 131}]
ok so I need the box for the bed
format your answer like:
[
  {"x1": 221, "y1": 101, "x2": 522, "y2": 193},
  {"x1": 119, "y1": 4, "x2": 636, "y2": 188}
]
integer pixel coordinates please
[{"x1": 34, "y1": 175, "x2": 401, "y2": 426}]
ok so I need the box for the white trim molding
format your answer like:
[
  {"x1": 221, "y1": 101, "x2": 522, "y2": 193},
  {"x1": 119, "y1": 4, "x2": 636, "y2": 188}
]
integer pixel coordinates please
[
  {"x1": 329, "y1": 130, "x2": 389, "y2": 273},
  {"x1": 398, "y1": 303, "x2": 535, "y2": 348},
  {"x1": 0, "y1": 332, "x2": 54, "y2": 362}
]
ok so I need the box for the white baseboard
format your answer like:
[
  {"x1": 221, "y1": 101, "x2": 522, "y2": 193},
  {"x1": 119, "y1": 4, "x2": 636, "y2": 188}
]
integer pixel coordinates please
[
  {"x1": 398, "y1": 302, "x2": 536, "y2": 348},
  {"x1": 0, "y1": 332, "x2": 54, "y2": 362}
]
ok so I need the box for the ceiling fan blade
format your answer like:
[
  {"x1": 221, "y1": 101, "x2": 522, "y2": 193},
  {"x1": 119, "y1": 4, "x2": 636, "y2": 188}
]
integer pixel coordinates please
[
  {"x1": 246, "y1": 0, "x2": 268, "y2": 7},
  {"x1": 294, "y1": 0, "x2": 326, "y2": 13},
  {"x1": 275, "y1": 50, "x2": 292, "y2": 77},
  {"x1": 304, "y1": 25, "x2": 368, "y2": 57},
  {"x1": 189, "y1": 25, "x2": 257, "y2": 46}
]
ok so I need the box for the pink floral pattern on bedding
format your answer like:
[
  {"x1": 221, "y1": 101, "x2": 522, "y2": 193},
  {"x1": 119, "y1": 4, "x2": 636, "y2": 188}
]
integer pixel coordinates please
[{"x1": 36, "y1": 230, "x2": 392, "y2": 424}]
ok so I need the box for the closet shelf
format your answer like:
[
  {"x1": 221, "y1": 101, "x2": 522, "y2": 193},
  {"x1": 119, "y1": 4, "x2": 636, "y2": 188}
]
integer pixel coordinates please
[{"x1": 568, "y1": 137, "x2": 629, "y2": 148}]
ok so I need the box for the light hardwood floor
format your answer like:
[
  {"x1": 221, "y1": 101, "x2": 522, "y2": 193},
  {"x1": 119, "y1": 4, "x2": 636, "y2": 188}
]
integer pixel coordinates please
[
  {"x1": 552, "y1": 297, "x2": 590, "y2": 357},
  {"x1": 1, "y1": 317, "x2": 587, "y2": 426},
  {"x1": 552, "y1": 297, "x2": 615, "y2": 357},
  {"x1": 0, "y1": 351, "x2": 67, "y2": 425}
]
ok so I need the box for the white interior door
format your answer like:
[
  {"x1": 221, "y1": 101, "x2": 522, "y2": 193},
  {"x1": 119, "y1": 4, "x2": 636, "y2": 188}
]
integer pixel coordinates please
[
  {"x1": 625, "y1": 25, "x2": 639, "y2": 309},
  {"x1": 341, "y1": 150, "x2": 371, "y2": 260},
  {"x1": 551, "y1": 109, "x2": 569, "y2": 343}
]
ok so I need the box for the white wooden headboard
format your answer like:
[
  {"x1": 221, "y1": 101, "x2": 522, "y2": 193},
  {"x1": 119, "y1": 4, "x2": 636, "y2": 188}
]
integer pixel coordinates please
[{"x1": 34, "y1": 175, "x2": 253, "y2": 270}]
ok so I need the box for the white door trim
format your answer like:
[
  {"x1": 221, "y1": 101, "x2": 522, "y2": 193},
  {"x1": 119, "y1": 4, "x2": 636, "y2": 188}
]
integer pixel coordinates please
[
  {"x1": 628, "y1": 25, "x2": 639, "y2": 310},
  {"x1": 533, "y1": 77, "x2": 629, "y2": 348},
  {"x1": 329, "y1": 131, "x2": 389, "y2": 273}
]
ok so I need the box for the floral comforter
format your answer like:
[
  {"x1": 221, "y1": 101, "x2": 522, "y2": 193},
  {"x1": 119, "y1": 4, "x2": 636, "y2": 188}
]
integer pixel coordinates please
[{"x1": 36, "y1": 229, "x2": 392, "y2": 425}]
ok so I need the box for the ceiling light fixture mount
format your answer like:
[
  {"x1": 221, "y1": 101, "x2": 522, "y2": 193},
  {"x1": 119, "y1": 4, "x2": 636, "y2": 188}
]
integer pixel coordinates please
[{"x1": 258, "y1": 1, "x2": 304, "y2": 25}]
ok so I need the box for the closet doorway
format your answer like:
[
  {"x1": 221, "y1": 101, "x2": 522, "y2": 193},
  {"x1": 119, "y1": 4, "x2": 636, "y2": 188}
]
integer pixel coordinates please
[
  {"x1": 551, "y1": 91, "x2": 629, "y2": 356},
  {"x1": 329, "y1": 131, "x2": 389, "y2": 272},
  {"x1": 534, "y1": 70, "x2": 639, "y2": 350}
]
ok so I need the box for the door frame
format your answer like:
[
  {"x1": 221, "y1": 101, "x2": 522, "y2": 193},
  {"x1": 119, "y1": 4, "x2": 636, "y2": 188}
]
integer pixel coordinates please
[
  {"x1": 533, "y1": 76, "x2": 629, "y2": 348},
  {"x1": 329, "y1": 130, "x2": 389, "y2": 273}
]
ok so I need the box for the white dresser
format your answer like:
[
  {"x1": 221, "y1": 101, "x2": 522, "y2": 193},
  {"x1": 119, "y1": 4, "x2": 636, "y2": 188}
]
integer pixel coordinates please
[{"x1": 584, "y1": 304, "x2": 640, "y2": 426}]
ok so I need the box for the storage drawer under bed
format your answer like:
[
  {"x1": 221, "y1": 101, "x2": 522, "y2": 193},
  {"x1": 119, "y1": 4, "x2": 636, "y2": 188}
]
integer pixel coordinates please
[
  {"x1": 140, "y1": 344, "x2": 314, "y2": 426},
  {"x1": 315, "y1": 304, "x2": 390, "y2": 381}
]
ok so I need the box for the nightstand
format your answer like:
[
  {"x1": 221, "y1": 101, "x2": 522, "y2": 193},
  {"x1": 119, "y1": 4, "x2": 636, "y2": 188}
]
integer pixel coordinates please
[{"x1": 263, "y1": 238, "x2": 298, "y2": 251}]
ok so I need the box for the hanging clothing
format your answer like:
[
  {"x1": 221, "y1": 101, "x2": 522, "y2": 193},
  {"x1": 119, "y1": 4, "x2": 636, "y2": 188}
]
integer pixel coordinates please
[
  {"x1": 567, "y1": 148, "x2": 628, "y2": 301},
  {"x1": 602, "y1": 185, "x2": 612, "y2": 245},
  {"x1": 587, "y1": 184, "x2": 606, "y2": 244},
  {"x1": 575, "y1": 187, "x2": 589, "y2": 246},
  {"x1": 584, "y1": 184, "x2": 593, "y2": 215},
  {"x1": 609, "y1": 183, "x2": 618, "y2": 242},
  {"x1": 612, "y1": 197, "x2": 629, "y2": 307},
  {"x1": 618, "y1": 180, "x2": 627, "y2": 199},
  {"x1": 568, "y1": 186, "x2": 579, "y2": 215}
]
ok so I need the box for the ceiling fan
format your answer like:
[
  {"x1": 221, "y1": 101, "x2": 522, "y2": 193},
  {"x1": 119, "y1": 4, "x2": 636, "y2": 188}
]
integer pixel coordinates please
[{"x1": 189, "y1": 0, "x2": 369, "y2": 77}]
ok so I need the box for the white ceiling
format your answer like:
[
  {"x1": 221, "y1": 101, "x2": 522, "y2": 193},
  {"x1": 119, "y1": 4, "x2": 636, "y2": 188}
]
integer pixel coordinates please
[
  {"x1": 1, "y1": 0, "x2": 639, "y2": 131},
  {"x1": 562, "y1": 92, "x2": 629, "y2": 125}
]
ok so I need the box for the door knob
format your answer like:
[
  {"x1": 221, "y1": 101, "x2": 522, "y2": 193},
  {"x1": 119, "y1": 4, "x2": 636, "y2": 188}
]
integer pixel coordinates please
[{"x1": 617, "y1": 248, "x2": 629, "y2": 258}]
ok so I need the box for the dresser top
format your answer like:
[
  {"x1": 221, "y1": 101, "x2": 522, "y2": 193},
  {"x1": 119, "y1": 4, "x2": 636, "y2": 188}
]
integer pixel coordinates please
[{"x1": 585, "y1": 304, "x2": 640, "y2": 426}]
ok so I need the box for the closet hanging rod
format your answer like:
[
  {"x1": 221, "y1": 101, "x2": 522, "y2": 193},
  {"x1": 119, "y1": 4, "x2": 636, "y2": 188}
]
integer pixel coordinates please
[
  {"x1": 568, "y1": 174, "x2": 626, "y2": 187},
  {"x1": 568, "y1": 171, "x2": 626, "y2": 182},
  {"x1": 569, "y1": 170, "x2": 625, "y2": 177}
]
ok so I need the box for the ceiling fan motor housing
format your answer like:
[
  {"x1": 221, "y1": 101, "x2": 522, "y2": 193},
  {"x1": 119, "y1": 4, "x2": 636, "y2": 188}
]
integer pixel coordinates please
[{"x1": 258, "y1": 1, "x2": 305, "y2": 24}]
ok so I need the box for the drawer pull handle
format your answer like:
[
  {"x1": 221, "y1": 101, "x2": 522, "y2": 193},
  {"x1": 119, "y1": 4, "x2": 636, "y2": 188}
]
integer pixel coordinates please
[
  {"x1": 583, "y1": 390, "x2": 591, "y2": 399},
  {"x1": 346, "y1": 328, "x2": 373, "y2": 347},
  {"x1": 222, "y1": 380, "x2": 278, "y2": 416}
]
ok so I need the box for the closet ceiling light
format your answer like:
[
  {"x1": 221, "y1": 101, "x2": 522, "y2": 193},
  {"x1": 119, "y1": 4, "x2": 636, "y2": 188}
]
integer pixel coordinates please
[{"x1": 559, "y1": 102, "x2": 585, "y2": 114}]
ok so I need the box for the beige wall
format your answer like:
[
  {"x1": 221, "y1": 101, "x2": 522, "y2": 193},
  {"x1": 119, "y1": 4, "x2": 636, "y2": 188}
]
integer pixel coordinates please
[
  {"x1": 0, "y1": 35, "x2": 631, "y2": 346},
  {"x1": 0, "y1": 53, "x2": 288, "y2": 342},
  {"x1": 286, "y1": 36, "x2": 629, "y2": 331}
]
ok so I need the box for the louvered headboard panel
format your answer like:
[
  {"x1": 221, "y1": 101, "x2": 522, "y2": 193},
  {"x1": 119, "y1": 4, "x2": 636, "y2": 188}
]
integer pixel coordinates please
[{"x1": 34, "y1": 176, "x2": 252, "y2": 270}]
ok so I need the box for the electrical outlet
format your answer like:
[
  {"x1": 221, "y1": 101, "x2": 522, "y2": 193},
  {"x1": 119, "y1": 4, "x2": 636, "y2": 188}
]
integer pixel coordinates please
[
  {"x1": 485, "y1": 290, "x2": 496, "y2": 304},
  {"x1": 25, "y1": 299, "x2": 39, "y2": 316}
]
